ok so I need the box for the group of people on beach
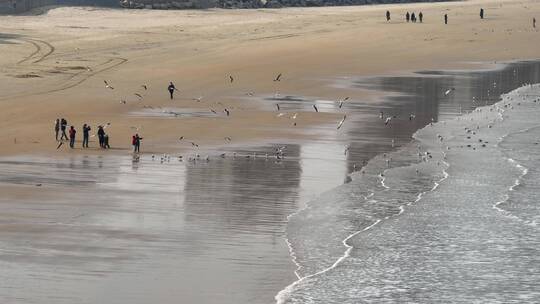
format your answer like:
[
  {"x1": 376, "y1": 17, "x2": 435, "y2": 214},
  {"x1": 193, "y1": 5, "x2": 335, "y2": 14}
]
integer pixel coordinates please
[
  {"x1": 54, "y1": 118, "x2": 144, "y2": 153},
  {"x1": 386, "y1": 8, "x2": 536, "y2": 27},
  {"x1": 54, "y1": 119, "x2": 111, "y2": 149}
]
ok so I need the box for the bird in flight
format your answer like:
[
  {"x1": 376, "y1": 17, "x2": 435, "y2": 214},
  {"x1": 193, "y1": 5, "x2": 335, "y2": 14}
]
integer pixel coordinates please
[
  {"x1": 337, "y1": 115, "x2": 346, "y2": 130},
  {"x1": 104, "y1": 80, "x2": 114, "y2": 90},
  {"x1": 338, "y1": 97, "x2": 350, "y2": 109}
]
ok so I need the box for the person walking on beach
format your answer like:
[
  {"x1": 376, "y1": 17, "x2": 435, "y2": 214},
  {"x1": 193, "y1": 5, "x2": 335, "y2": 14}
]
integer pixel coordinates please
[
  {"x1": 444, "y1": 14, "x2": 448, "y2": 25},
  {"x1": 132, "y1": 134, "x2": 142, "y2": 153},
  {"x1": 386, "y1": 10, "x2": 391, "y2": 22},
  {"x1": 97, "y1": 125, "x2": 105, "y2": 148},
  {"x1": 82, "y1": 124, "x2": 91, "y2": 148},
  {"x1": 406, "y1": 12, "x2": 410, "y2": 22},
  {"x1": 480, "y1": 8, "x2": 484, "y2": 19},
  {"x1": 411, "y1": 12, "x2": 416, "y2": 23},
  {"x1": 60, "y1": 118, "x2": 68, "y2": 140},
  {"x1": 419, "y1": 12, "x2": 423, "y2": 23},
  {"x1": 54, "y1": 119, "x2": 60, "y2": 141},
  {"x1": 69, "y1": 126, "x2": 76, "y2": 148},
  {"x1": 167, "y1": 82, "x2": 177, "y2": 100},
  {"x1": 534, "y1": 17, "x2": 536, "y2": 28}
]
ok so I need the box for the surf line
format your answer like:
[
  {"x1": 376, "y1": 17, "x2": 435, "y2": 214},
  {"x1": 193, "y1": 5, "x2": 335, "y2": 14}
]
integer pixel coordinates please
[{"x1": 276, "y1": 158, "x2": 451, "y2": 304}]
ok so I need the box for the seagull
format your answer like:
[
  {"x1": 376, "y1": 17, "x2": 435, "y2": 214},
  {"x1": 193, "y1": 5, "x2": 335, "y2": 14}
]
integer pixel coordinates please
[
  {"x1": 134, "y1": 93, "x2": 143, "y2": 99},
  {"x1": 224, "y1": 108, "x2": 230, "y2": 116},
  {"x1": 338, "y1": 97, "x2": 350, "y2": 108},
  {"x1": 193, "y1": 95, "x2": 203, "y2": 102},
  {"x1": 120, "y1": 100, "x2": 126, "y2": 104},
  {"x1": 179, "y1": 136, "x2": 184, "y2": 141},
  {"x1": 313, "y1": 105, "x2": 319, "y2": 112},
  {"x1": 276, "y1": 103, "x2": 280, "y2": 111},
  {"x1": 104, "y1": 80, "x2": 114, "y2": 90},
  {"x1": 210, "y1": 109, "x2": 217, "y2": 114},
  {"x1": 86, "y1": 66, "x2": 92, "y2": 72},
  {"x1": 291, "y1": 113, "x2": 298, "y2": 119},
  {"x1": 385, "y1": 117, "x2": 392, "y2": 125},
  {"x1": 141, "y1": 85, "x2": 148, "y2": 90},
  {"x1": 224, "y1": 137, "x2": 232, "y2": 142},
  {"x1": 229, "y1": 75, "x2": 234, "y2": 83},
  {"x1": 246, "y1": 92, "x2": 254, "y2": 96},
  {"x1": 337, "y1": 115, "x2": 346, "y2": 130},
  {"x1": 274, "y1": 73, "x2": 282, "y2": 82},
  {"x1": 444, "y1": 87, "x2": 455, "y2": 96},
  {"x1": 276, "y1": 113, "x2": 285, "y2": 117},
  {"x1": 191, "y1": 142, "x2": 199, "y2": 147}
]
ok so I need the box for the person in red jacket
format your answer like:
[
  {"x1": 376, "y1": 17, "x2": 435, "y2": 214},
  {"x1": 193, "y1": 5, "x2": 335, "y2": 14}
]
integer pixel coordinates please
[
  {"x1": 132, "y1": 134, "x2": 142, "y2": 153},
  {"x1": 69, "y1": 126, "x2": 76, "y2": 148}
]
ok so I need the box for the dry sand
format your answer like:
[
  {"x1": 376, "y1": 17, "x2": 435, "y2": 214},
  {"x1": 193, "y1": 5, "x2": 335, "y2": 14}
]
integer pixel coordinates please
[{"x1": 0, "y1": 0, "x2": 538, "y2": 156}]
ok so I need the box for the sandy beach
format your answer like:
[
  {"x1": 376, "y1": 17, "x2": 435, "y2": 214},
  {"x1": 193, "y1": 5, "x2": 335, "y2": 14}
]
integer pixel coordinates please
[
  {"x1": 1, "y1": 0, "x2": 540, "y2": 303},
  {"x1": 0, "y1": 0, "x2": 538, "y2": 156}
]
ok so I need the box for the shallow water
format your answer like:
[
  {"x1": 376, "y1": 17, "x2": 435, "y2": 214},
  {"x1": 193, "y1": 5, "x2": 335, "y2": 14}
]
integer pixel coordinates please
[
  {"x1": 1, "y1": 61, "x2": 540, "y2": 303},
  {"x1": 279, "y1": 84, "x2": 540, "y2": 302}
]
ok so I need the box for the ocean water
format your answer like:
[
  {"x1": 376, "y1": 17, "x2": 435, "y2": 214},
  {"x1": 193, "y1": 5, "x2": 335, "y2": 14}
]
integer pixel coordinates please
[{"x1": 278, "y1": 85, "x2": 540, "y2": 303}]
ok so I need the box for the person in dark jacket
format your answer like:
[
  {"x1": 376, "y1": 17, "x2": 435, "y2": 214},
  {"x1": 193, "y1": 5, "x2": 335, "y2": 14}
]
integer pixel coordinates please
[
  {"x1": 54, "y1": 119, "x2": 60, "y2": 141},
  {"x1": 444, "y1": 14, "x2": 448, "y2": 25},
  {"x1": 60, "y1": 118, "x2": 68, "y2": 140},
  {"x1": 419, "y1": 12, "x2": 423, "y2": 23},
  {"x1": 480, "y1": 8, "x2": 484, "y2": 19},
  {"x1": 97, "y1": 125, "x2": 105, "y2": 148},
  {"x1": 406, "y1": 12, "x2": 410, "y2": 22},
  {"x1": 168, "y1": 82, "x2": 177, "y2": 100},
  {"x1": 82, "y1": 124, "x2": 91, "y2": 148},
  {"x1": 386, "y1": 10, "x2": 391, "y2": 22}
]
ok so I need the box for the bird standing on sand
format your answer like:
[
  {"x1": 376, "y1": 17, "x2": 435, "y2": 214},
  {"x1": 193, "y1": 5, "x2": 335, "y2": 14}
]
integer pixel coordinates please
[
  {"x1": 229, "y1": 75, "x2": 234, "y2": 83},
  {"x1": 224, "y1": 108, "x2": 230, "y2": 116},
  {"x1": 141, "y1": 84, "x2": 148, "y2": 90},
  {"x1": 337, "y1": 115, "x2": 346, "y2": 130}
]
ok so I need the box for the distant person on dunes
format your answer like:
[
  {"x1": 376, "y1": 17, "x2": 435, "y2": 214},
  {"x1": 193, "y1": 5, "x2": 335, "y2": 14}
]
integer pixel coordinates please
[
  {"x1": 386, "y1": 10, "x2": 390, "y2": 22},
  {"x1": 168, "y1": 82, "x2": 176, "y2": 100}
]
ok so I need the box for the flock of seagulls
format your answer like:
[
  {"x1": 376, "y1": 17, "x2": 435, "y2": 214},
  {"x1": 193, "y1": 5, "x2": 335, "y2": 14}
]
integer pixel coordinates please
[{"x1": 100, "y1": 71, "x2": 470, "y2": 171}]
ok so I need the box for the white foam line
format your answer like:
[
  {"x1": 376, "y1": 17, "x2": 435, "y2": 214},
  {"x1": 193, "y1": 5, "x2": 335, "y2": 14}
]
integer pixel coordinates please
[
  {"x1": 276, "y1": 157, "x2": 451, "y2": 304},
  {"x1": 275, "y1": 218, "x2": 381, "y2": 304}
]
